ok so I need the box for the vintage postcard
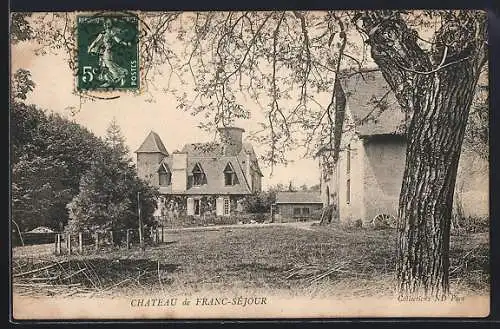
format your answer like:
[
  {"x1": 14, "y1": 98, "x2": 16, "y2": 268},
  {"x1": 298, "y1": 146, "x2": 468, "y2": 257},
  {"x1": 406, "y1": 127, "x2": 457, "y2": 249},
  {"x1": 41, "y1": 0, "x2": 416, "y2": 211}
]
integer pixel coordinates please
[{"x1": 10, "y1": 10, "x2": 489, "y2": 320}]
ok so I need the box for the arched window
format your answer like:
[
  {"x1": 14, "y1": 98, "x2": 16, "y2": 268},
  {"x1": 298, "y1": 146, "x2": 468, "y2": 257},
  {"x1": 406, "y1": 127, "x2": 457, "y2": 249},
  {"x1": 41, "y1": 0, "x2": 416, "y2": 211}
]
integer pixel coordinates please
[
  {"x1": 224, "y1": 163, "x2": 239, "y2": 186},
  {"x1": 158, "y1": 164, "x2": 171, "y2": 186},
  {"x1": 192, "y1": 163, "x2": 206, "y2": 186}
]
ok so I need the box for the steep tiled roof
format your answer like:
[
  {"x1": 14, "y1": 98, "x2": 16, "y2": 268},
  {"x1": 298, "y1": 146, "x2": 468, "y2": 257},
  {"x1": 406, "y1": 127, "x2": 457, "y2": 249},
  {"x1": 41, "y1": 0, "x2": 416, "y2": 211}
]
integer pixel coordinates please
[
  {"x1": 135, "y1": 131, "x2": 169, "y2": 155},
  {"x1": 181, "y1": 142, "x2": 225, "y2": 157},
  {"x1": 342, "y1": 69, "x2": 407, "y2": 138},
  {"x1": 158, "y1": 156, "x2": 252, "y2": 195},
  {"x1": 276, "y1": 191, "x2": 322, "y2": 204}
]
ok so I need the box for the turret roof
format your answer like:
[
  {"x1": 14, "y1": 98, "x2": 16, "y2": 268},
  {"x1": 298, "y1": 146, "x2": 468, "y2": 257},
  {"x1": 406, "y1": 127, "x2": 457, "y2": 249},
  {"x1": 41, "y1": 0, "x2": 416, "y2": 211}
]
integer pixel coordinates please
[{"x1": 135, "y1": 131, "x2": 169, "y2": 156}]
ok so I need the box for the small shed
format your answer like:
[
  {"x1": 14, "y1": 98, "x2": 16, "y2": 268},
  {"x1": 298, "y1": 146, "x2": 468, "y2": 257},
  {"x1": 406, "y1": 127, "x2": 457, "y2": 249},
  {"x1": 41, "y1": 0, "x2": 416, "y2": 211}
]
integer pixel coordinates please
[
  {"x1": 274, "y1": 191, "x2": 323, "y2": 222},
  {"x1": 27, "y1": 226, "x2": 55, "y2": 233}
]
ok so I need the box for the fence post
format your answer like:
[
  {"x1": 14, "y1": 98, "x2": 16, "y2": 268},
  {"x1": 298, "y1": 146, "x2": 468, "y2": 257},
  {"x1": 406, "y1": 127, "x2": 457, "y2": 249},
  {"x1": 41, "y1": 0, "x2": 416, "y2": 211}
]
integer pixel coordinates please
[
  {"x1": 67, "y1": 233, "x2": 72, "y2": 255},
  {"x1": 54, "y1": 234, "x2": 57, "y2": 254},
  {"x1": 55, "y1": 234, "x2": 61, "y2": 255},
  {"x1": 138, "y1": 227, "x2": 144, "y2": 250},
  {"x1": 95, "y1": 232, "x2": 99, "y2": 251},
  {"x1": 161, "y1": 226, "x2": 164, "y2": 243},
  {"x1": 110, "y1": 230, "x2": 114, "y2": 246},
  {"x1": 78, "y1": 232, "x2": 83, "y2": 253},
  {"x1": 126, "y1": 229, "x2": 130, "y2": 249}
]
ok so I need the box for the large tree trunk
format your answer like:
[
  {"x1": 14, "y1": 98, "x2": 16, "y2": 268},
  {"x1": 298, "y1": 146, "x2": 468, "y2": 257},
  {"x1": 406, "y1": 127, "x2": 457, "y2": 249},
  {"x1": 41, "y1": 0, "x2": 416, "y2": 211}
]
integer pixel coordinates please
[
  {"x1": 359, "y1": 11, "x2": 487, "y2": 297},
  {"x1": 397, "y1": 65, "x2": 479, "y2": 298}
]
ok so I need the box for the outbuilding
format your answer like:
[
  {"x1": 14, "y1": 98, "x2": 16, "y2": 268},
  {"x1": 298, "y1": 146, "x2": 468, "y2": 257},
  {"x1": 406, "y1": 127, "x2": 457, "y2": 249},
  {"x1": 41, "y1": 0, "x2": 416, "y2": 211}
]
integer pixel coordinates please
[{"x1": 274, "y1": 191, "x2": 323, "y2": 222}]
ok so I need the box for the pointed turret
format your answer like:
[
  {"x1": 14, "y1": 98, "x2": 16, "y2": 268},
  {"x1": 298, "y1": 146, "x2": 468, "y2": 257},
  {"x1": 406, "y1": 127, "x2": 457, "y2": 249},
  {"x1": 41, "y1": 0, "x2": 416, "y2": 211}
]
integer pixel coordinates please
[
  {"x1": 136, "y1": 131, "x2": 169, "y2": 185},
  {"x1": 135, "y1": 131, "x2": 169, "y2": 156}
]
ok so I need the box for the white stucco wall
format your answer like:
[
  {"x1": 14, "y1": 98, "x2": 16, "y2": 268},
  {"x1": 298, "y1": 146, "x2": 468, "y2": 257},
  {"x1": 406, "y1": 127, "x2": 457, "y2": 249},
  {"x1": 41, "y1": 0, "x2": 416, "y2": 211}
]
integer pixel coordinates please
[
  {"x1": 337, "y1": 136, "x2": 365, "y2": 222},
  {"x1": 362, "y1": 138, "x2": 406, "y2": 224},
  {"x1": 454, "y1": 149, "x2": 489, "y2": 218}
]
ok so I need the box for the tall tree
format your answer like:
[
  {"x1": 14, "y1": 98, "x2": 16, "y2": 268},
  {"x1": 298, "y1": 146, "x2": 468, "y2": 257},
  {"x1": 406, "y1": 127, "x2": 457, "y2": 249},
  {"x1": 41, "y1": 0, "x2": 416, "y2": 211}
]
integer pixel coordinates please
[
  {"x1": 66, "y1": 120, "x2": 158, "y2": 240},
  {"x1": 357, "y1": 11, "x2": 487, "y2": 298},
  {"x1": 12, "y1": 154, "x2": 71, "y2": 231},
  {"x1": 66, "y1": 155, "x2": 130, "y2": 233},
  {"x1": 11, "y1": 99, "x2": 109, "y2": 230},
  {"x1": 105, "y1": 117, "x2": 129, "y2": 160}
]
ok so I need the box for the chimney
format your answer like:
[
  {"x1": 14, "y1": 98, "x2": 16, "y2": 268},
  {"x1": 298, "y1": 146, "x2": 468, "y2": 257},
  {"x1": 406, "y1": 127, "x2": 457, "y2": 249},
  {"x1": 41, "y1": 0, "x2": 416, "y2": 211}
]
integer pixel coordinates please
[
  {"x1": 171, "y1": 151, "x2": 188, "y2": 192},
  {"x1": 218, "y1": 127, "x2": 244, "y2": 156}
]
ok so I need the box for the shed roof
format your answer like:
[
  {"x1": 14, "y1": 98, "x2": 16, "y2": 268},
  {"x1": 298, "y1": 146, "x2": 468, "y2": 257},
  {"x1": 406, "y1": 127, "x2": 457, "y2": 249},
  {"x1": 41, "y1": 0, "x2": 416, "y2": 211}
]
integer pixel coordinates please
[
  {"x1": 275, "y1": 191, "x2": 322, "y2": 204},
  {"x1": 27, "y1": 226, "x2": 55, "y2": 233}
]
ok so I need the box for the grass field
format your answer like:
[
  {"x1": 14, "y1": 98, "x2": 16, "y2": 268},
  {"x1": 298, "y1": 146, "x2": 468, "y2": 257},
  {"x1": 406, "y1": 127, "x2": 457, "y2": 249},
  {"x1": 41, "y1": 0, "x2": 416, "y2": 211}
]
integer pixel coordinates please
[{"x1": 12, "y1": 223, "x2": 489, "y2": 298}]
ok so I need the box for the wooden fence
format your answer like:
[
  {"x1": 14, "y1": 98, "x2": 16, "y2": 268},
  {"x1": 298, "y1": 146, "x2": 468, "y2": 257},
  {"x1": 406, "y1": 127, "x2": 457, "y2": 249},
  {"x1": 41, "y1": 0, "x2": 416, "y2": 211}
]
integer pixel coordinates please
[{"x1": 53, "y1": 226, "x2": 165, "y2": 256}]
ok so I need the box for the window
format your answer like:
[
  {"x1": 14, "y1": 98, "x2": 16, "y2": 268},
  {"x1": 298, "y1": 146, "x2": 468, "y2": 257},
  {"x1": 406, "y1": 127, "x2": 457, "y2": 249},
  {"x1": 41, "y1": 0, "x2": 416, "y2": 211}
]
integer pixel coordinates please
[
  {"x1": 346, "y1": 178, "x2": 351, "y2": 204},
  {"x1": 224, "y1": 163, "x2": 239, "y2": 186},
  {"x1": 302, "y1": 207, "x2": 310, "y2": 216},
  {"x1": 192, "y1": 163, "x2": 205, "y2": 186},
  {"x1": 158, "y1": 164, "x2": 171, "y2": 186},
  {"x1": 293, "y1": 208, "x2": 301, "y2": 216},
  {"x1": 346, "y1": 144, "x2": 351, "y2": 175},
  {"x1": 194, "y1": 199, "x2": 201, "y2": 216},
  {"x1": 223, "y1": 198, "x2": 230, "y2": 216}
]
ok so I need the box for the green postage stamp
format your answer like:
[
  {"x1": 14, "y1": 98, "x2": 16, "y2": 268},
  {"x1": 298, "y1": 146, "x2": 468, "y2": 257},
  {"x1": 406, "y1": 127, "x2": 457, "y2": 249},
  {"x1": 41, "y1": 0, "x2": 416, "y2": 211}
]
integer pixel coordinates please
[{"x1": 77, "y1": 14, "x2": 140, "y2": 91}]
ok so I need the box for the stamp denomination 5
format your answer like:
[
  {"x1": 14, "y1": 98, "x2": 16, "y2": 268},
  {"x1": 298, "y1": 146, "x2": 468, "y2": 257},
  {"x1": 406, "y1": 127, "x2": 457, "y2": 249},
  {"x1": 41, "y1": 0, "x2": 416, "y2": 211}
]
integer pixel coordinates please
[{"x1": 77, "y1": 14, "x2": 140, "y2": 92}]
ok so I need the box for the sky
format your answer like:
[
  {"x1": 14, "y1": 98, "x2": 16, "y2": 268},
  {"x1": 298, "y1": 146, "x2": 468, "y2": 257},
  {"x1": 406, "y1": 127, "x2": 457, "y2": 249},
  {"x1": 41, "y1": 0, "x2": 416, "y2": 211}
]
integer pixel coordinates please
[{"x1": 11, "y1": 40, "x2": 321, "y2": 190}]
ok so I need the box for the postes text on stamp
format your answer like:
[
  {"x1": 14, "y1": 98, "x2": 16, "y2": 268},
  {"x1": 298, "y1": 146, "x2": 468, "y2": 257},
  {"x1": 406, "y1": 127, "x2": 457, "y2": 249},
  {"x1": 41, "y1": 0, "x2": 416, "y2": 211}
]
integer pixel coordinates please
[{"x1": 77, "y1": 14, "x2": 139, "y2": 91}]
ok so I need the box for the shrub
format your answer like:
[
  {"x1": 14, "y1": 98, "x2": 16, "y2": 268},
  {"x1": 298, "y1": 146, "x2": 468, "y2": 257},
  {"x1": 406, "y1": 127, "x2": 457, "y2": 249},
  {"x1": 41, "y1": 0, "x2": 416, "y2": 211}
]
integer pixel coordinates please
[
  {"x1": 452, "y1": 216, "x2": 489, "y2": 234},
  {"x1": 341, "y1": 219, "x2": 363, "y2": 230}
]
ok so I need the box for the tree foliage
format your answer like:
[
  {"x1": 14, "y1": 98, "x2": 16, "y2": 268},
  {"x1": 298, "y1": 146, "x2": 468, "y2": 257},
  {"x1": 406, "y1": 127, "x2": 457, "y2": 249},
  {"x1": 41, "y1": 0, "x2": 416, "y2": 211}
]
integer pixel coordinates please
[
  {"x1": 10, "y1": 13, "x2": 34, "y2": 44},
  {"x1": 241, "y1": 190, "x2": 276, "y2": 213},
  {"x1": 11, "y1": 88, "x2": 158, "y2": 232},
  {"x1": 11, "y1": 69, "x2": 36, "y2": 101},
  {"x1": 10, "y1": 11, "x2": 488, "y2": 166},
  {"x1": 66, "y1": 120, "x2": 158, "y2": 235},
  {"x1": 11, "y1": 100, "x2": 105, "y2": 231},
  {"x1": 12, "y1": 154, "x2": 71, "y2": 231}
]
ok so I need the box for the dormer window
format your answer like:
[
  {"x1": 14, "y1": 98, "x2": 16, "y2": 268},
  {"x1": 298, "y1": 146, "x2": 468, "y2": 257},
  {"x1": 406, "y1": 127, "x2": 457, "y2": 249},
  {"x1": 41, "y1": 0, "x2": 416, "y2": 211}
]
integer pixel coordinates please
[
  {"x1": 192, "y1": 163, "x2": 206, "y2": 186},
  {"x1": 158, "y1": 163, "x2": 171, "y2": 186},
  {"x1": 224, "y1": 163, "x2": 239, "y2": 186}
]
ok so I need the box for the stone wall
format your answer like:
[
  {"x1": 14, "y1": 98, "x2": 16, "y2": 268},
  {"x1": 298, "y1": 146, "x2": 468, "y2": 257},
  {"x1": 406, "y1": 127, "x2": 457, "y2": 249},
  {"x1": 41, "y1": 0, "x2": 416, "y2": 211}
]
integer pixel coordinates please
[{"x1": 137, "y1": 153, "x2": 165, "y2": 186}]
